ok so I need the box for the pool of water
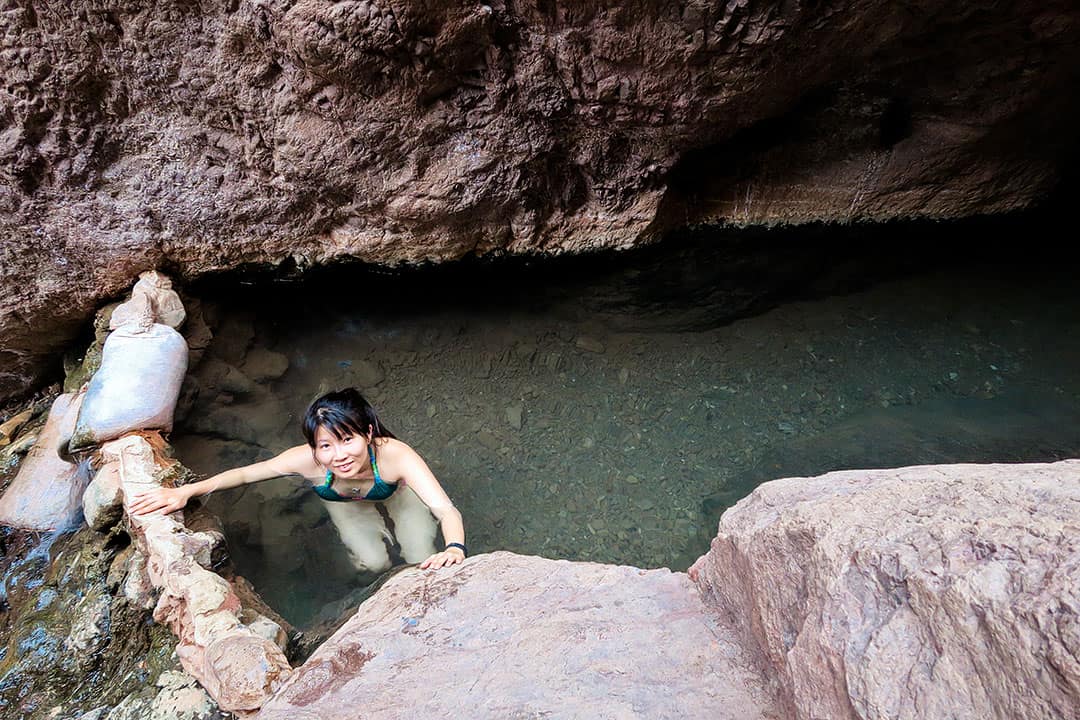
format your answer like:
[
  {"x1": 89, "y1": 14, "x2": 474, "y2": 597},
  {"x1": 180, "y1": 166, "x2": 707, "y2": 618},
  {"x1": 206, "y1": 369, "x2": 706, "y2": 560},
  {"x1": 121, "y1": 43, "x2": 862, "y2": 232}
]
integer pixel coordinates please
[{"x1": 172, "y1": 222, "x2": 1080, "y2": 628}]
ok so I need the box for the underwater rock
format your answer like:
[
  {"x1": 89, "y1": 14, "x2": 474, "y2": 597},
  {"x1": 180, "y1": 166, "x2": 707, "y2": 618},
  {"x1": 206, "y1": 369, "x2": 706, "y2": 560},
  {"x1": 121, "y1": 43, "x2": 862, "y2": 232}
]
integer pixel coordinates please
[
  {"x1": 690, "y1": 460, "x2": 1080, "y2": 720},
  {"x1": 255, "y1": 551, "x2": 781, "y2": 719},
  {"x1": 0, "y1": 392, "x2": 88, "y2": 530},
  {"x1": 241, "y1": 348, "x2": 290, "y2": 384}
]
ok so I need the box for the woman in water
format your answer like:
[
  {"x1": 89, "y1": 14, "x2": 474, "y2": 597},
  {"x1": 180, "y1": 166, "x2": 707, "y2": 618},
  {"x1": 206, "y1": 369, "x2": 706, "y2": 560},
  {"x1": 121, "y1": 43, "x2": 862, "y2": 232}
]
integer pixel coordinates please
[{"x1": 129, "y1": 388, "x2": 467, "y2": 571}]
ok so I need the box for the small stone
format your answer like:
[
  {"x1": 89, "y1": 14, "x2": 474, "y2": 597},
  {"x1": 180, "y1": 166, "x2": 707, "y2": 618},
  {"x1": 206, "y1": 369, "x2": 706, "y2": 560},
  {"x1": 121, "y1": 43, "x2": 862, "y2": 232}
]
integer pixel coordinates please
[
  {"x1": 242, "y1": 348, "x2": 290, "y2": 382},
  {"x1": 83, "y1": 462, "x2": 124, "y2": 531},
  {"x1": 618, "y1": 368, "x2": 630, "y2": 384},
  {"x1": 477, "y1": 431, "x2": 501, "y2": 451},
  {"x1": 506, "y1": 404, "x2": 523, "y2": 430},
  {"x1": 352, "y1": 359, "x2": 385, "y2": 388},
  {"x1": 575, "y1": 336, "x2": 605, "y2": 353},
  {"x1": 0, "y1": 409, "x2": 34, "y2": 445},
  {"x1": 582, "y1": 437, "x2": 595, "y2": 449},
  {"x1": 471, "y1": 353, "x2": 493, "y2": 379},
  {"x1": 624, "y1": 475, "x2": 640, "y2": 484}
]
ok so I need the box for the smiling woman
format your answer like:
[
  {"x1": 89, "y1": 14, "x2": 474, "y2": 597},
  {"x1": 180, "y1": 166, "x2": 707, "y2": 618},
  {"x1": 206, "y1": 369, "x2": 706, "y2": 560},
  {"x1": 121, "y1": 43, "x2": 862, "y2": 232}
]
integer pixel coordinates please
[{"x1": 129, "y1": 388, "x2": 468, "y2": 572}]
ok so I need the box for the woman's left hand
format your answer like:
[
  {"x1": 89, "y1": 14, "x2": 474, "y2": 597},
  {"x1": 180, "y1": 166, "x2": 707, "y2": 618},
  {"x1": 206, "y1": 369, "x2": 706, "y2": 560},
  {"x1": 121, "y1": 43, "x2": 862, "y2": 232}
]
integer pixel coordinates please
[{"x1": 420, "y1": 547, "x2": 465, "y2": 570}]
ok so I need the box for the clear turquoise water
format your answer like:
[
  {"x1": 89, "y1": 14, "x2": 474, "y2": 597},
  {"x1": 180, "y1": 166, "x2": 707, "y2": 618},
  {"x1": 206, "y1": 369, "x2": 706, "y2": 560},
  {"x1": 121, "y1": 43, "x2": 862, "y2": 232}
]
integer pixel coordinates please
[{"x1": 173, "y1": 226, "x2": 1080, "y2": 628}]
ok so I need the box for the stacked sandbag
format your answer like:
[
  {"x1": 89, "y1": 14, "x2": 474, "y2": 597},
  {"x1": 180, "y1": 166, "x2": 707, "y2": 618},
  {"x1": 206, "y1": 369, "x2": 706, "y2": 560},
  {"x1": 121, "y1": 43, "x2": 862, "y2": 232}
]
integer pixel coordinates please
[
  {"x1": 0, "y1": 392, "x2": 90, "y2": 529},
  {"x1": 69, "y1": 324, "x2": 188, "y2": 450},
  {"x1": 69, "y1": 271, "x2": 189, "y2": 451},
  {"x1": 109, "y1": 270, "x2": 186, "y2": 331}
]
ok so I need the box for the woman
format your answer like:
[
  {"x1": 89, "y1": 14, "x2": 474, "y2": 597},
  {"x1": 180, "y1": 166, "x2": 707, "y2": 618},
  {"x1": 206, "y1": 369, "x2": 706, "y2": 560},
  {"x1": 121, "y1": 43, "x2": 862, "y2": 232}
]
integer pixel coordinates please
[{"x1": 129, "y1": 388, "x2": 467, "y2": 571}]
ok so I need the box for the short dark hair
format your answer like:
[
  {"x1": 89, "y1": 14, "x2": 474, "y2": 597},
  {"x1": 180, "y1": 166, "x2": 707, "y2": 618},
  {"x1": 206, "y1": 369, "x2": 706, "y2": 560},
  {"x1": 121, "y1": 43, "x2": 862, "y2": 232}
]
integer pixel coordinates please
[{"x1": 302, "y1": 388, "x2": 395, "y2": 447}]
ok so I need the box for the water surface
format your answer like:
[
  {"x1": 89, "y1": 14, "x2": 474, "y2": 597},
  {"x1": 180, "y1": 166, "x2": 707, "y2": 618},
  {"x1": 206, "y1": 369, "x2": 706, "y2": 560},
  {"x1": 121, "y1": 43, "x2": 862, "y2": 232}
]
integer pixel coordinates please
[{"x1": 174, "y1": 223, "x2": 1080, "y2": 627}]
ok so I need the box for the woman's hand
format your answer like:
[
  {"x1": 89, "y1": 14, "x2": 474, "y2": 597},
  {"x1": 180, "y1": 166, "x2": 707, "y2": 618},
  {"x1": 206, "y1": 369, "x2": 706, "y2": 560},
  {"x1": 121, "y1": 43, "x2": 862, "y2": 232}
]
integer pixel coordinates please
[
  {"x1": 128, "y1": 486, "x2": 191, "y2": 516},
  {"x1": 419, "y1": 547, "x2": 465, "y2": 570}
]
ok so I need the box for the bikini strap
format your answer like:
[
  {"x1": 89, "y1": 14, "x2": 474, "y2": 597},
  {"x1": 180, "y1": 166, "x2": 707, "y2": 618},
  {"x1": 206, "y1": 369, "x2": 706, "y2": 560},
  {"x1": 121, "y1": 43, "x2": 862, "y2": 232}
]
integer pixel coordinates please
[{"x1": 368, "y1": 444, "x2": 381, "y2": 484}]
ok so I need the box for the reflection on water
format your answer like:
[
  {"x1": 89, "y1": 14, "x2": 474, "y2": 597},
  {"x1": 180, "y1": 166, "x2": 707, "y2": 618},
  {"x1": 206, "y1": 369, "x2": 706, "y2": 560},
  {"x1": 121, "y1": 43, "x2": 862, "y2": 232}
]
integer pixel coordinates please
[{"x1": 174, "y1": 225, "x2": 1080, "y2": 628}]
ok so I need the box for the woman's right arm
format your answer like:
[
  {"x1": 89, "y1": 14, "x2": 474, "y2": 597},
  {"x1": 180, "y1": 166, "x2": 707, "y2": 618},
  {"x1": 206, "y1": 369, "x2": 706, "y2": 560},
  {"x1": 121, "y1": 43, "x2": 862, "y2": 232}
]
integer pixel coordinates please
[{"x1": 128, "y1": 445, "x2": 316, "y2": 516}]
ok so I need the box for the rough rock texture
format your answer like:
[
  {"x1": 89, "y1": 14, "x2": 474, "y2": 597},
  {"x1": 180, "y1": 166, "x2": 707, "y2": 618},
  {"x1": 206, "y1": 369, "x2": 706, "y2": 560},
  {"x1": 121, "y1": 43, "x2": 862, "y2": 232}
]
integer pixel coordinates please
[
  {"x1": 2, "y1": 1, "x2": 1080, "y2": 402},
  {"x1": 256, "y1": 551, "x2": 781, "y2": 719},
  {"x1": 0, "y1": 391, "x2": 88, "y2": 529},
  {"x1": 104, "y1": 434, "x2": 292, "y2": 713},
  {"x1": 690, "y1": 460, "x2": 1080, "y2": 720},
  {"x1": 82, "y1": 460, "x2": 123, "y2": 530}
]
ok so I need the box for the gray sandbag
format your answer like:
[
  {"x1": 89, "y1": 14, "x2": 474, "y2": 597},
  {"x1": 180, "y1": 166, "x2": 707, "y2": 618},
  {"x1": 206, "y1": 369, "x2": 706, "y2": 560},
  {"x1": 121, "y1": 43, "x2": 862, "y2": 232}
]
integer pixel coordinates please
[{"x1": 71, "y1": 323, "x2": 188, "y2": 449}]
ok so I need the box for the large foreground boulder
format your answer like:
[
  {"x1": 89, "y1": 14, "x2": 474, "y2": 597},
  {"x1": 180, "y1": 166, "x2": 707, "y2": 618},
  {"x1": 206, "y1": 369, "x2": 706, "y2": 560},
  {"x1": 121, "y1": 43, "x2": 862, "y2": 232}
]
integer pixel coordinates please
[
  {"x1": 690, "y1": 460, "x2": 1080, "y2": 720},
  {"x1": 256, "y1": 552, "x2": 781, "y2": 719}
]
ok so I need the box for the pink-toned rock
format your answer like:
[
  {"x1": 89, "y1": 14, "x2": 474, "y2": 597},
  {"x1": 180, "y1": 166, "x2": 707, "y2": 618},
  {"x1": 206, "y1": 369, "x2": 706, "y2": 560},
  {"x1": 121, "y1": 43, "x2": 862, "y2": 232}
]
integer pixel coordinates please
[
  {"x1": 690, "y1": 460, "x2": 1080, "y2": 720},
  {"x1": 256, "y1": 552, "x2": 781, "y2": 720},
  {"x1": 0, "y1": 392, "x2": 88, "y2": 530},
  {"x1": 104, "y1": 434, "x2": 292, "y2": 713}
]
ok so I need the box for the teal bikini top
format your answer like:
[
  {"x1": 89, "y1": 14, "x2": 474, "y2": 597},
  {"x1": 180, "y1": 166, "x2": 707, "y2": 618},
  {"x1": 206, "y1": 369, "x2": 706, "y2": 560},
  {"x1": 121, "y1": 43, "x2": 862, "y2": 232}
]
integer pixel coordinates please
[{"x1": 313, "y1": 445, "x2": 398, "y2": 502}]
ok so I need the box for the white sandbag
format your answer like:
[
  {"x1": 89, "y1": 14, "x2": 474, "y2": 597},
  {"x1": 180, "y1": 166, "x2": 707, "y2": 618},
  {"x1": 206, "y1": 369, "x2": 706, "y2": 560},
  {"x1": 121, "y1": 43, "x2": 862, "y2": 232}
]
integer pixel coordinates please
[
  {"x1": 0, "y1": 392, "x2": 89, "y2": 530},
  {"x1": 71, "y1": 323, "x2": 188, "y2": 449}
]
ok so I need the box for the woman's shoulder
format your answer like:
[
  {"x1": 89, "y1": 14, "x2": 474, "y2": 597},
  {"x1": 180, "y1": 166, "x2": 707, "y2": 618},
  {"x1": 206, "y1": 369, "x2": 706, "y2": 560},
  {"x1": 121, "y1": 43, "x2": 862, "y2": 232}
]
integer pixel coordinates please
[
  {"x1": 375, "y1": 436, "x2": 414, "y2": 458},
  {"x1": 267, "y1": 444, "x2": 321, "y2": 476},
  {"x1": 375, "y1": 437, "x2": 426, "y2": 469}
]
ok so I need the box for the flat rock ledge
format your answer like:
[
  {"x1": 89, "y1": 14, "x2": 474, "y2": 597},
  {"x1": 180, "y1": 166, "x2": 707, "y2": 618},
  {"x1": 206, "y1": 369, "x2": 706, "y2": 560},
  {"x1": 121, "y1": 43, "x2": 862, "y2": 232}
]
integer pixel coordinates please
[
  {"x1": 691, "y1": 460, "x2": 1080, "y2": 720},
  {"x1": 256, "y1": 552, "x2": 781, "y2": 720}
]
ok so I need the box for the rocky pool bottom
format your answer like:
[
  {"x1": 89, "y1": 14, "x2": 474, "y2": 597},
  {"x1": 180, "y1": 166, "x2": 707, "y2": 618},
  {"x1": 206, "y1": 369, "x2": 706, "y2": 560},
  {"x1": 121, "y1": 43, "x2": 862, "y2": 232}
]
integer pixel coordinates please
[{"x1": 168, "y1": 223, "x2": 1080, "y2": 628}]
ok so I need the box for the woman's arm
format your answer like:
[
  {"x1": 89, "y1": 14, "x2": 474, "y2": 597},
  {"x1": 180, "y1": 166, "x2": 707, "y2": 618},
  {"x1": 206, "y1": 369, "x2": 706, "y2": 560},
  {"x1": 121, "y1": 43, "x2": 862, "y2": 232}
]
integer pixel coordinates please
[
  {"x1": 387, "y1": 440, "x2": 466, "y2": 569},
  {"x1": 128, "y1": 445, "x2": 316, "y2": 516}
]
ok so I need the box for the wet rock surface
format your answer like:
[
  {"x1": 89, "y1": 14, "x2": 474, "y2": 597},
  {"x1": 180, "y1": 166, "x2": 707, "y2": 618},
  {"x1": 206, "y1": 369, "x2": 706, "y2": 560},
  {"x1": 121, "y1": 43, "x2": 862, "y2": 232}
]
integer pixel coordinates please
[
  {"x1": 106, "y1": 434, "x2": 292, "y2": 713},
  {"x1": 257, "y1": 551, "x2": 781, "y2": 720},
  {"x1": 0, "y1": 527, "x2": 184, "y2": 720},
  {"x1": 690, "y1": 460, "x2": 1080, "y2": 720},
  {"x1": 2, "y1": 1, "x2": 1080, "y2": 402}
]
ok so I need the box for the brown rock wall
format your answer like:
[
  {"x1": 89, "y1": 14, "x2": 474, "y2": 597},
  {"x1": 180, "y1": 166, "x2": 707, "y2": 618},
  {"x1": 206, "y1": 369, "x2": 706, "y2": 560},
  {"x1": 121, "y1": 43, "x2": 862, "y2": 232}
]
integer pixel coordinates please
[{"x1": 3, "y1": 1, "x2": 1079, "y2": 401}]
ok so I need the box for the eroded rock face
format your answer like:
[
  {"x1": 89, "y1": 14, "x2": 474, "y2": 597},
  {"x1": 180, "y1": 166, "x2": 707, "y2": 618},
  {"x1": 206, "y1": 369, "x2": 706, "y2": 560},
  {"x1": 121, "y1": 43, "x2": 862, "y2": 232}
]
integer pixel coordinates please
[
  {"x1": 105, "y1": 434, "x2": 292, "y2": 713},
  {"x1": 256, "y1": 551, "x2": 781, "y2": 719},
  {"x1": 2, "y1": 1, "x2": 1079, "y2": 402},
  {"x1": 690, "y1": 460, "x2": 1080, "y2": 720}
]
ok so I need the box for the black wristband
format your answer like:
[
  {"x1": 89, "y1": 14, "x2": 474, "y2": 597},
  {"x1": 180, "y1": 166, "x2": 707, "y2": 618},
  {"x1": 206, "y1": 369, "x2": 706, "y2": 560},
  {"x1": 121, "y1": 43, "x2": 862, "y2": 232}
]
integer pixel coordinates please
[{"x1": 445, "y1": 542, "x2": 468, "y2": 557}]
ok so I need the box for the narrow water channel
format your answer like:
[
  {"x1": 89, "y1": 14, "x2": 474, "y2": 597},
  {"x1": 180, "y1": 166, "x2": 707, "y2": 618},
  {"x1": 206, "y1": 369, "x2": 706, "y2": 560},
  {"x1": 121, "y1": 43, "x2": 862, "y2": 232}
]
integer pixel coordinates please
[{"x1": 173, "y1": 219, "x2": 1080, "y2": 628}]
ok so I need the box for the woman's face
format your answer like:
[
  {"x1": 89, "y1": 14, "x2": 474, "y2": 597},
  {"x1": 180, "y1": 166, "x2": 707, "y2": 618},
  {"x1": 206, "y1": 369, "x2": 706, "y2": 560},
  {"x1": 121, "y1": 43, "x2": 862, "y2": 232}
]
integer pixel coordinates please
[{"x1": 314, "y1": 425, "x2": 370, "y2": 478}]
